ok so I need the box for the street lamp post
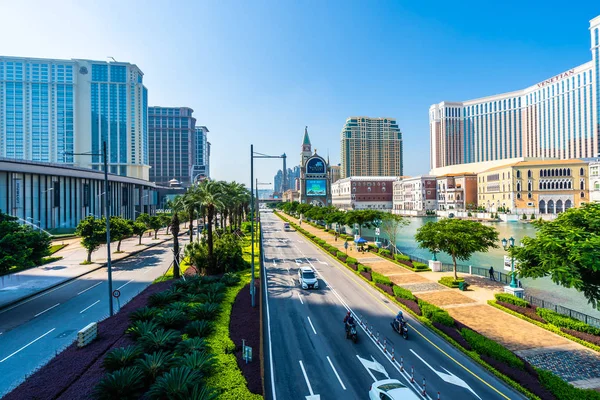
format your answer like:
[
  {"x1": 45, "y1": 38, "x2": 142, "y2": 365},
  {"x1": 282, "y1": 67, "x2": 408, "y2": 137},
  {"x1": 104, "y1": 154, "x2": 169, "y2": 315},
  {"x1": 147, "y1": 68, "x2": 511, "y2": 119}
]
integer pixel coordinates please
[
  {"x1": 501, "y1": 236, "x2": 518, "y2": 288},
  {"x1": 65, "y1": 141, "x2": 115, "y2": 316}
]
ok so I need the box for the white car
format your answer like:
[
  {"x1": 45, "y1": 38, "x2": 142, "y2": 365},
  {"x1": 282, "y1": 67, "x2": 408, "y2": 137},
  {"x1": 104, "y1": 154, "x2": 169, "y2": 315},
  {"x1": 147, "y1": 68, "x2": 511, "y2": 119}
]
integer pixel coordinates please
[
  {"x1": 369, "y1": 379, "x2": 421, "y2": 400},
  {"x1": 298, "y1": 266, "x2": 319, "y2": 290}
]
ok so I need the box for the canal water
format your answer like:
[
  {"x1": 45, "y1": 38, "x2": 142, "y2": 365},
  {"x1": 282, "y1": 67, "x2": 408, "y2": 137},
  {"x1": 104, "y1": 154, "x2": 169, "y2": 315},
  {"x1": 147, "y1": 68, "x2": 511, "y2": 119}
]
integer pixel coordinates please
[{"x1": 357, "y1": 217, "x2": 600, "y2": 318}]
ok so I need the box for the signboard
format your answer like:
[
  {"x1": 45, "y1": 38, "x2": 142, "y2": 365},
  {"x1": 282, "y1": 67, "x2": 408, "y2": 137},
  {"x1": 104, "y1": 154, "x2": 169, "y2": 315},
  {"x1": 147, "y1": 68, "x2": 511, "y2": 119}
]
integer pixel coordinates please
[
  {"x1": 305, "y1": 179, "x2": 326, "y2": 196},
  {"x1": 243, "y1": 345, "x2": 252, "y2": 362},
  {"x1": 503, "y1": 256, "x2": 519, "y2": 272},
  {"x1": 13, "y1": 179, "x2": 22, "y2": 210},
  {"x1": 306, "y1": 157, "x2": 326, "y2": 174},
  {"x1": 375, "y1": 228, "x2": 380, "y2": 236}
]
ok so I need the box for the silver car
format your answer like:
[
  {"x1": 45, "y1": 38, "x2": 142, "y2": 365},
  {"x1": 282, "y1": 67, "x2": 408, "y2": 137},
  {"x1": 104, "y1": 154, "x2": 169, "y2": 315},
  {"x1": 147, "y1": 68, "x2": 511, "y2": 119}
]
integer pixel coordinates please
[{"x1": 298, "y1": 266, "x2": 319, "y2": 290}]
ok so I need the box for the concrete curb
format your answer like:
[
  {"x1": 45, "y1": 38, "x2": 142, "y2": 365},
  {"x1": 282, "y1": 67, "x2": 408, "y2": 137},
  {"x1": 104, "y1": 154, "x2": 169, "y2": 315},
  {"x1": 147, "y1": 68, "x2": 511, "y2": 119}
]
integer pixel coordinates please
[{"x1": 0, "y1": 234, "x2": 179, "y2": 312}]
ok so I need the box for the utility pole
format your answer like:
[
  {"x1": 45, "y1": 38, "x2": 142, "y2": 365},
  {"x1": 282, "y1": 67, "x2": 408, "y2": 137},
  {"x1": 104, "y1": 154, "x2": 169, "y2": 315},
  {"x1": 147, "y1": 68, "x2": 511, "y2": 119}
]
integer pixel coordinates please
[
  {"x1": 250, "y1": 145, "x2": 255, "y2": 307},
  {"x1": 103, "y1": 142, "x2": 114, "y2": 316}
]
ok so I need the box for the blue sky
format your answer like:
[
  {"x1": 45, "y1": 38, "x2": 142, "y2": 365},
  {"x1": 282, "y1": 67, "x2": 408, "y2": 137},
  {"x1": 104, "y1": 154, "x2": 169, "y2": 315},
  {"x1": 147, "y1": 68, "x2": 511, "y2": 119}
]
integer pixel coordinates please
[{"x1": 2, "y1": 1, "x2": 599, "y2": 187}]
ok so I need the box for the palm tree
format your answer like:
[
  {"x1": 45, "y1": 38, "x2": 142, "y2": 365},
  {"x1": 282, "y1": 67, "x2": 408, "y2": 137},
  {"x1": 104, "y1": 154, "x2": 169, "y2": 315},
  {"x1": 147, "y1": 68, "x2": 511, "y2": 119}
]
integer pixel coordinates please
[
  {"x1": 182, "y1": 186, "x2": 199, "y2": 242},
  {"x1": 196, "y1": 180, "x2": 225, "y2": 271},
  {"x1": 170, "y1": 196, "x2": 184, "y2": 279}
]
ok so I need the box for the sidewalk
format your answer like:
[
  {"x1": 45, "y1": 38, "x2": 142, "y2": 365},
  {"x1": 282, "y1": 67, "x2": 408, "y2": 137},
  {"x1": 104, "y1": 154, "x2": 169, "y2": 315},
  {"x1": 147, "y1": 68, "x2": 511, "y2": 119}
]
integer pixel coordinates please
[
  {"x1": 0, "y1": 227, "x2": 180, "y2": 310},
  {"x1": 283, "y1": 213, "x2": 600, "y2": 389}
]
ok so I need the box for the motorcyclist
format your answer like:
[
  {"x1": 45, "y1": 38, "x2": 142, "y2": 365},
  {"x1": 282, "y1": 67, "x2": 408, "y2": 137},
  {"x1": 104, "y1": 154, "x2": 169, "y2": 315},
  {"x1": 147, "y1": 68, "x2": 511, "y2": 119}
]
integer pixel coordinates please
[
  {"x1": 343, "y1": 311, "x2": 355, "y2": 332},
  {"x1": 394, "y1": 311, "x2": 405, "y2": 331}
]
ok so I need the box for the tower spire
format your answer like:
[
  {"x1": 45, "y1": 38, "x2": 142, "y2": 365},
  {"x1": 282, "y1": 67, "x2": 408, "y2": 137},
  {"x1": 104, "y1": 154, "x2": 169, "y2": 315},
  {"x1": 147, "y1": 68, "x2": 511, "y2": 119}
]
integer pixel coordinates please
[{"x1": 302, "y1": 126, "x2": 311, "y2": 147}]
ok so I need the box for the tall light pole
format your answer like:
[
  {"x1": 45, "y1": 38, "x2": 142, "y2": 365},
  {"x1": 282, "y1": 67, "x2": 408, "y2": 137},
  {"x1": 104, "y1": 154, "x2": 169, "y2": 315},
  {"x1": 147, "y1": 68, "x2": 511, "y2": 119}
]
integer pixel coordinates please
[
  {"x1": 65, "y1": 141, "x2": 115, "y2": 316},
  {"x1": 501, "y1": 236, "x2": 518, "y2": 288},
  {"x1": 250, "y1": 145, "x2": 285, "y2": 308}
]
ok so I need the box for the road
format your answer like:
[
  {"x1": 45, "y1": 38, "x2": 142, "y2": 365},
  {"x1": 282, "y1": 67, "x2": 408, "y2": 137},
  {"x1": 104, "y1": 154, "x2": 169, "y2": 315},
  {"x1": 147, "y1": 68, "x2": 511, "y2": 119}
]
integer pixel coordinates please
[
  {"x1": 0, "y1": 236, "x2": 189, "y2": 397},
  {"x1": 261, "y1": 212, "x2": 524, "y2": 400}
]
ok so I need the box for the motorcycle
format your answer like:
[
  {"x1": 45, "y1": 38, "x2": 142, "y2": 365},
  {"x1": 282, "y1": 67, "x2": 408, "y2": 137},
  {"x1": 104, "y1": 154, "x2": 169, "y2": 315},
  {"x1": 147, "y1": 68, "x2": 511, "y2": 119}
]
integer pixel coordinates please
[
  {"x1": 345, "y1": 322, "x2": 358, "y2": 343},
  {"x1": 391, "y1": 319, "x2": 408, "y2": 340}
]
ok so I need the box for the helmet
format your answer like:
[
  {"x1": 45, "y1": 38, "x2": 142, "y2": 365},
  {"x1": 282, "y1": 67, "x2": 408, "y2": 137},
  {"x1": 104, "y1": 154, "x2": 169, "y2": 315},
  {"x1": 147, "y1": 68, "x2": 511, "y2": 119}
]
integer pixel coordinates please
[
  {"x1": 397, "y1": 311, "x2": 403, "y2": 318},
  {"x1": 347, "y1": 311, "x2": 351, "y2": 316}
]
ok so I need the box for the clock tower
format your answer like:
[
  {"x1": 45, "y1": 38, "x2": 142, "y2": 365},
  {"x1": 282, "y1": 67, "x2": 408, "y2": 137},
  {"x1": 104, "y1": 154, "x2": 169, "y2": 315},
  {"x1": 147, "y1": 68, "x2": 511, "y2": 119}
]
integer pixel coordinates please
[{"x1": 300, "y1": 126, "x2": 312, "y2": 168}]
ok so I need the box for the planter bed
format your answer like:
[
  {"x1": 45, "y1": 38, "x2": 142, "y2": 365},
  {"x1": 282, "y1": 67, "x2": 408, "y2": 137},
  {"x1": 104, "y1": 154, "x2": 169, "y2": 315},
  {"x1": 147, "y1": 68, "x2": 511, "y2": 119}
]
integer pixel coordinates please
[
  {"x1": 348, "y1": 263, "x2": 358, "y2": 271},
  {"x1": 560, "y1": 328, "x2": 600, "y2": 347},
  {"x1": 496, "y1": 301, "x2": 547, "y2": 324},
  {"x1": 395, "y1": 297, "x2": 422, "y2": 316},
  {"x1": 229, "y1": 281, "x2": 262, "y2": 395},
  {"x1": 3, "y1": 280, "x2": 174, "y2": 400},
  {"x1": 375, "y1": 283, "x2": 394, "y2": 296},
  {"x1": 359, "y1": 271, "x2": 372, "y2": 281},
  {"x1": 432, "y1": 322, "x2": 471, "y2": 350}
]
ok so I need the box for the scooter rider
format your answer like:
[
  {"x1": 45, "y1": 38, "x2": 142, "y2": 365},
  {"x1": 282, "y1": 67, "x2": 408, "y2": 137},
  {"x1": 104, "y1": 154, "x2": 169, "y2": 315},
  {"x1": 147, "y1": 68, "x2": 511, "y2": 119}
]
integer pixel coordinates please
[
  {"x1": 343, "y1": 311, "x2": 355, "y2": 332},
  {"x1": 394, "y1": 311, "x2": 405, "y2": 331}
]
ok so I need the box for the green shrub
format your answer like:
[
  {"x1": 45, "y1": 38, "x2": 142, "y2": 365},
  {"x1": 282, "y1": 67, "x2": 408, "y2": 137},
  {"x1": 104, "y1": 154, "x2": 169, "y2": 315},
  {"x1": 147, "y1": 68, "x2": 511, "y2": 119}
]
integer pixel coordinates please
[
  {"x1": 102, "y1": 345, "x2": 143, "y2": 373},
  {"x1": 379, "y1": 248, "x2": 391, "y2": 257},
  {"x1": 139, "y1": 329, "x2": 182, "y2": 353},
  {"x1": 198, "y1": 291, "x2": 225, "y2": 304},
  {"x1": 190, "y1": 303, "x2": 221, "y2": 321},
  {"x1": 536, "y1": 308, "x2": 600, "y2": 335},
  {"x1": 147, "y1": 366, "x2": 203, "y2": 400},
  {"x1": 494, "y1": 293, "x2": 529, "y2": 308},
  {"x1": 439, "y1": 276, "x2": 464, "y2": 288},
  {"x1": 166, "y1": 301, "x2": 191, "y2": 314},
  {"x1": 185, "y1": 320, "x2": 214, "y2": 338},
  {"x1": 220, "y1": 272, "x2": 241, "y2": 287},
  {"x1": 156, "y1": 309, "x2": 188, "y2": 330},
  {"x1": 177, "y1": 350, "x2": 216, "y2": 374},
  {"x1": 521, "y1": 214, "x2": 527, "y2": 220},
  {"x1": 394, "y1": 254, "x2": 410, "y2": 261},
  {"x1": 336, "y1": 251, "x2": 347, "y2": 260},
  {"x1": 537, "y1": 368, "x2": 600, "y2": 399},
  {"x1": 431, "y1": 310, "x2": 455, "y2": 327},
  {"x1": 393, "y1": 285, "x2": 416, "y2": 301},
  {"x1": 148, "y1": 291, "x2": 176, "y2": 308},
  {"x1": 372, "y1": 271, "x2": 392, "y2": 286},
  {"x1": 460, "y1": 328, "x2": 524, "y2": 369},
  {"x1": 134, "y1": 351, "x2": 175, "y2": 385},
  {"x1": 530, "y1": 214, "x2": 536, "y2": 220},
  {"x1": 346, "y1": 256, "x2": 358, "y2": 265},
  {"x1": 357, "y1": 264, "x2": 372, "y2": 273},
  {"x1": 93, "y1": 366, "x2": 145, "y2": 400},
  {"x1": 127, "y1": 320, "x2": 160, "y2": 339},
  {"x1": 129, "y1": 307, "x2": 160, "y2": 323},
  {"x1": 412, "y1": 262, "x2": 429, "y2": 270},
  {"x1": 175, "y1": 337, "x2": 208, "y2": 355}
]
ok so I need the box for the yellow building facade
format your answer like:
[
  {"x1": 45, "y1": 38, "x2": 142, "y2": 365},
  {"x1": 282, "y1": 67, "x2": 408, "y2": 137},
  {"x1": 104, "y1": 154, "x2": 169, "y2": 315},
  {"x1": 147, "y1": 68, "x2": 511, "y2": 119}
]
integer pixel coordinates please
[{"x1": 477, "y1": 159, "x2": 589, "y2": 216}]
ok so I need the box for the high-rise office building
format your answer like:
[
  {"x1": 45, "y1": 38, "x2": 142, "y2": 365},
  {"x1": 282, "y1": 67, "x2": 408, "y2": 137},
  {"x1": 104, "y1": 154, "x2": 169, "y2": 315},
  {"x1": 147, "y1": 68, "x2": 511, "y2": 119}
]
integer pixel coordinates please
[
  {"x1": 340, "y1": 117, "x2": 403, "y2": 178},
  {"x1": 0, "y1": 56, "x2": 150, "y2": 179},
  {"x1": 274, "y1": 166, "x2": 300, "y2": 193},
  {"x1": 429, "y1": 15, "x2": 600, "y2": 172},
  {"x1": 192, "y1": 126, "x2": 210, "y2": 181},
  {"x1": 148, "y1": 107, "x2": 197, "y2": 185}
]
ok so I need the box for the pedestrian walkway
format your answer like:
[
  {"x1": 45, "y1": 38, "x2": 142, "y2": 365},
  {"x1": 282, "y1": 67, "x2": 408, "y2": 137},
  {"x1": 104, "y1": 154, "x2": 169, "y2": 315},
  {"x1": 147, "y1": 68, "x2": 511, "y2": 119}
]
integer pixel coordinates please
[
  {"x1": 0, "y1": 227, "x2": 180, "y2": 309},
  {"x1": 283, "y1": 213, "x2": 600, "y2": 388}
]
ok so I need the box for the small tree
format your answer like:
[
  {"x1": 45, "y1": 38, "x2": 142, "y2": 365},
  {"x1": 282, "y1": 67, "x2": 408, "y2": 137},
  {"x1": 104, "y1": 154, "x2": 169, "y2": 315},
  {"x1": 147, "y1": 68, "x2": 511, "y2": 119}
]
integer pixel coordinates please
[
  {"x1": 148, "y1": 216, "x2": 162, "y2": 239},
  {"x1": 379, "y1": 213, "x2": 408, "y2": 254},
  {"x1": 158, "y1": 212, "x2": 172, "y2": 235},
  {"x1": 110, "y1": 216, "x2": 133, "y2": 253},
  {"x1": 511, "y1": 203, "x2": 600, "y2": 308},
  {"x1": 415, "y1": 218, "x2": 499, "y2": 280},
  {"x1": 131, "y1": 221, "x2": 147, "y2": 245},
  {"x1": 136, "y1": 213, "x2": 150, "y2": 226},
  {"x1": 0, "y1": 211, "x2": 51, "y2": 273},
  {"x1": 75, "y1": 216, "x2": 106, "y2": 263}
]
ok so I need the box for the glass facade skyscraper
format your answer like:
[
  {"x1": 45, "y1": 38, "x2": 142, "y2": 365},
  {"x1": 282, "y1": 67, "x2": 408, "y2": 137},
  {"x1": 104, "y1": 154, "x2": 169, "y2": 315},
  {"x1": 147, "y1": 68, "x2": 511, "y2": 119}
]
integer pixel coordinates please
[
  {"x1": 0, "y1": 56, "x2": 150, "y2": 180},
  {"x1": 192, "y1": 126, "x2": 210, "y2": 181},
  {"x1": 430, "y1": 15, "x2": 600, "y2": 172},
  {"x1": 148, "y1": 107, "x2": 197, "y2": 185}
]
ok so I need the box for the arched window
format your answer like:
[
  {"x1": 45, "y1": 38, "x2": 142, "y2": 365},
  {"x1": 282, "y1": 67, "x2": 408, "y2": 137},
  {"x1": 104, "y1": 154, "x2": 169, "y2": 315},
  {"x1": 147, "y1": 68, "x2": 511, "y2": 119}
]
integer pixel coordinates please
[
  {"x1": 548, "y1": 200, "x2": 555, "y2": 214},
  {"x1": 567, "y1": 168, "x2": 571, "y2": 176},
  {"x1": 565, "y1": 199, "x2": 572, "y2": 210},
  {"x1": 517, "y1": 182, "x2": 521, "y2": 191},
  {"x1": 528, "y1": 192, "x2": 532, "y2": 199},
  {"x1": 539, "y1": 200, "x2": 546, "y2": 213},
  {"x1": 581, "y1": 192, "x2": 585, "y2": 198},
  {"x1": 517, "y1": 193, "x2": 521, "y2": 199},
  {"x1": 528, "y1": 170, "x2": 532, "y2": 178},
  {"x1": 580, "y1": 168, "x2": 585, "y2": 176},
  {"x1": 580, "y1": 180, "x2": 585, "y2": 190},
  {"x1": 568, "y1": 181, "x2": 572, "y2": 189},
  {"x1": 528, "y1": 181, "x2": 532, "y2": 191},
  {"x1": 563, "y1": 168, "x2": 567, "y2": 176},
  {"x1": 559, "y1": 182, "x2": 563, "y2": 189},
  {"x1": 517, "y1": 170, "x2": 521, "y2": 178},
  {"x1": 556, "y1": 200, "x2": 563, "y2": 213},
  {"x1": 551, "y1": 169, "x2": 555, "y2": 177}
]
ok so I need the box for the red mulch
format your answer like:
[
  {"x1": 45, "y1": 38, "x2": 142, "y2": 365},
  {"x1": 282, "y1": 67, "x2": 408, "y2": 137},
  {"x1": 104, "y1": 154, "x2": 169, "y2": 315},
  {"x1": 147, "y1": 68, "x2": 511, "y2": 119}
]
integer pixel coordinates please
[
  {"x1": 3, "y1": 280, "x2": 173, "y2": 400},
  {"x1": 376, "y1": 283, "x2": 394, "y2": 296},
  {"x1": 360, "y1": 271, "x2": 372, "y2": 281},
  {"x1": 229, "y1": 281, "x2": 262, "y2": 395},
  {"x1": 396, "y1": 297, "x2": 422, "y2": 316},
  {"x1": 561, "y1": 327, "x2": 600, "y2": 346},
  {"x1": 497, "y1": 301, "x2": 547, "y2": 324}
]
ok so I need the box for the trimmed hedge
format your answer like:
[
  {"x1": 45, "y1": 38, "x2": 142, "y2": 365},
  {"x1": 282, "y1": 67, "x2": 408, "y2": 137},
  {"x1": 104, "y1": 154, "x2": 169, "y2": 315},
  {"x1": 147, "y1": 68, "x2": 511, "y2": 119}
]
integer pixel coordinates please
[
  {"x1": 372, "y1": 271, "x2": 392, "y2": 286},
  {"x1": 394, "y1": 254, "x2": 410, "y2": 261},
  {"x1": 378, "y1": 248, "x2": 391, "y2": 257},
  {"x1": 418, "y1": 299, "x2": 454, "y2": 327},
  {"x1": 412, "y1": 262, "x2": 429, "y2": 270},
  {"x1": 439, "y1": 276, "x2": 464, "y2": 288},
  {"x1": 460, "y1": 328, "x2": 524, "y2": 370},
  {"x1": 393, "y1": 285, "x2": 416, "y2": 301},
  {"x1": 376, "y1": 283, "x2": 394, "y2": 296},
  {"x1": 357, "y1": 264, "x2": 372, "y2": 273},
  {"x1": 396, "y1": 297, "x2": 422, "y2": 316},
  {"x1": 481, "y1": 355, "x2": 553, "y2": 399},
  {"x1": 359, "y1": 271, "x2": 372, "y2": 281},
  {"x1": 336, "y1": 251, "x2": 347, "y2": 262},
  {"x1": 432, "y1": 322, "x2": 472, "y2": 350},
  {"x1": 536, "y1": 308, "x2": 600, "y2": 336},
  {"x1": 560, "y1": 328, "x2": 600, "y2": 347},
  {"x1": 497, "y1": 301, "x2": 547, "y2": 324},
  {"x1": 537, "y1": 367, "x2": 600, "y2": 400},
  {"x1": 495, "y1": 293, "x2": 529, "y2": 308},
  {"x1": 346, "y1": 256, "x2": 358, "y2": 265}
]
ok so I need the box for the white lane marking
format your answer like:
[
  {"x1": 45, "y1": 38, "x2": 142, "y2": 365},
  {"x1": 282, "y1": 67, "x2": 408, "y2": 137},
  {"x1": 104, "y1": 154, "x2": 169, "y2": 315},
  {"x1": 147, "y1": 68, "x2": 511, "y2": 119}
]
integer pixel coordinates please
[
  {"x1": 357, "y1": 355, "x2": 377, "y2": 381},
  {"x1": 264, "y1": 251, "x2": 277, "y2": 400},
  {"x1": 0, "y1": 277, "x2": 80, "y2": 315},
  {"x1": 299, "y1": 360, "x2": 314, "y2": 395},
  {"x1": 307, "y1": 316, "x2": 317, "y2": 335},
  {"x1": 34, "y1": 303, "x2": 60, "y2": 317},
  {"x1": 142, "y1": 267, "x2": 152, "y2": 274},
  {"x1": 116, "y1": 279, "x2": 134, "y2": 290},
  {"x1": 317, "y1": 259, "x2": 328, "y2": 265},
  {"x1": 0, "y1": 328, "x2": 56, "y2": 362},
  {"x1": 297, "y1": 292, "x2": 304, "y2": 304},
  {"x1": 327, "y1": 356, "x2": 347, "y2": 390},
  {"x1": 357, "y1": 354, "x2": 390, "y2": 380},
  {"x1": 77, "y1": 281, "x2": 102, "y2": 295},
  {"x1": 80, "y1": 300, "x2": 100, "y2": 314},
  {"x1": 410, "y1": 349, "x2": 482, "y2": 399}
]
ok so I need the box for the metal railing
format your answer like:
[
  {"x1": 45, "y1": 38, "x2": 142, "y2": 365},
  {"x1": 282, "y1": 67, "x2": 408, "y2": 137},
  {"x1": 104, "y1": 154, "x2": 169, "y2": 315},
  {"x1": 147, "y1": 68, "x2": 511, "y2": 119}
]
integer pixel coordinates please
[{"x1": 524, "y1": 295, "x2": 600, "y2": 328}]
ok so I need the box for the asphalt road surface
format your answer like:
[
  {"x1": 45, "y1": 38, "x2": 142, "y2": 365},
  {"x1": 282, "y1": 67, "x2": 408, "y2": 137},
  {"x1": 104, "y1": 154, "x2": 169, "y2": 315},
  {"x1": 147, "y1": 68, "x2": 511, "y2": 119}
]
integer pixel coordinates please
[
  {"x1": 261, "y1": 211, "x2": 525, "y2": 400},
  {"x1": 0, "y1": 236, "x2": 189, "y2": 397}
]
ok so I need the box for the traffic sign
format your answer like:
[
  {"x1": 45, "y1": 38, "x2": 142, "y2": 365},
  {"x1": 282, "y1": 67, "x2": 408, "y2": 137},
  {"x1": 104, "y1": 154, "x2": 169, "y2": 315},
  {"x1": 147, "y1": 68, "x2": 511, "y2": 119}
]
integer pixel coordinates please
[
  {"x1": 375, "y1": 228, "x2": 380, "y2": 236},
  {"x1": 112, "y1": 289, "x2": 121, "y2": 298}
]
